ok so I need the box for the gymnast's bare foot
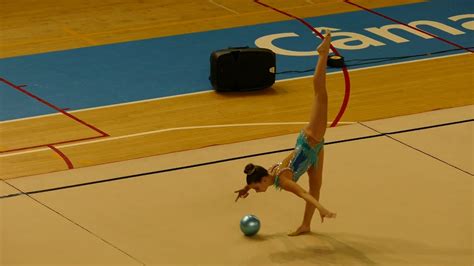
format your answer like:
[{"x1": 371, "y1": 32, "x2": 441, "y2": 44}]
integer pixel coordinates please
[
  {"x1": 288, "y1": 225, "x2": 311, "y2": 236},
  {"x1": 317, "y1": 29, "x2": 332, "y2": 55}
]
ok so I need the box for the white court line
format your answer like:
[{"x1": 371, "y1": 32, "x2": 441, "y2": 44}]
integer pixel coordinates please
[
  {"x1": 208, "y1": 0, "x2": 240, "y2": 15},
  {"x1": 0, "y1": 52, "x2": 469, "y2": 125},
  {"x1": 0, "y1": 121, "x2": 355, "y2": 157}
]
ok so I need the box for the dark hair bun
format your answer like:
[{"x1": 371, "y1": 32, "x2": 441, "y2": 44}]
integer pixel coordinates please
[{"x1": 244, "y1": 163, "x2": 255, "y2": 175}]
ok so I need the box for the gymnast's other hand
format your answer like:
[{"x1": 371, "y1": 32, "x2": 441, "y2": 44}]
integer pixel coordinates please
[{"x1": 234, "y1": 187, "x2": 250, "y2": 202}]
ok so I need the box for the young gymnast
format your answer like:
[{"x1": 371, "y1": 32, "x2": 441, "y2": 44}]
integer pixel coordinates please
[{"x1": 234, "y1": 30, "x2": 337, "y2": 236}]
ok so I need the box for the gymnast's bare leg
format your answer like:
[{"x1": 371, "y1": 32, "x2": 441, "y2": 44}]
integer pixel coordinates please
[{"x1": 289, "y1": 30, "x2": 331, "y2": 236}]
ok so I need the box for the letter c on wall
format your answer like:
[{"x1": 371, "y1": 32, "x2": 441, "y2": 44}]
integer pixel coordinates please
[{"x1": 255, "y1": 33, "x2": 317, "y2": 56}]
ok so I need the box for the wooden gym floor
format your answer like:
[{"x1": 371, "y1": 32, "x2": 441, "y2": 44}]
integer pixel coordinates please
[{"x1": 0, "y1": 0, "x2": 473, "y2": 265}]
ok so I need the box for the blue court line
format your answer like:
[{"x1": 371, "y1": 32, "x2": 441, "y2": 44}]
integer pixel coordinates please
[{"x1": 0, "y1": 0, "x2": 472, "y2": 121}]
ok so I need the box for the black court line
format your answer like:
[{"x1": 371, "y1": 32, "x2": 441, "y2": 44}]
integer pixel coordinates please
[
  {"x1": 1, "y1": 180, "x2": 146, "y2": 265},
  {"x1": 360, "y1": 122, "x2": 473, "y2": 176},
  {"x1": 1, "y1": 118, "x2": 472, "y2": 200}
]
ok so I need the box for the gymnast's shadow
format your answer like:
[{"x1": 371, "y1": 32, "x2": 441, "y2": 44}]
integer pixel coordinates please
[
  {"x1": 264, "y1": 232, "x2": 470, "y2": 265},
  {"x1": 269, "y1": 232, "x2": 376, "y2": 265}
]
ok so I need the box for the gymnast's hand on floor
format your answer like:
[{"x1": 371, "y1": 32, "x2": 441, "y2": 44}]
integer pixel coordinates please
[{"x1": 319, "y1": 208, "x2": 337, "y2": 223}]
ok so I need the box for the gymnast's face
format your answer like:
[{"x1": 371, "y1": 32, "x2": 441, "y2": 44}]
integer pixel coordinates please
[{"x1": 249, "y1": 175, "x2": 273, "y2": 193}]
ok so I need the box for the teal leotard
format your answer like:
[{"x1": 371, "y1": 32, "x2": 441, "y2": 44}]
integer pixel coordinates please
[{"x1": 271, "y1": 131, "x2": 324, "y2": 189}]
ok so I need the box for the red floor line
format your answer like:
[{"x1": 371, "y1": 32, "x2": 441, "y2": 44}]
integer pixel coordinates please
[
  {"x1": 343, "y1": 0, "x2": 474, "y2": 53},
  {"x1": 0, "y1": 135, "x2": 106, "y2": 154},
  {"x1": 254, "y1": 0, "x2": 351, "y2": 128},
  {"x1": 0, "y1": 77, "x2": 110, "y2": 136},
  {"x1": 48, "y1": 145, "x2": 74, "y2": 169}
]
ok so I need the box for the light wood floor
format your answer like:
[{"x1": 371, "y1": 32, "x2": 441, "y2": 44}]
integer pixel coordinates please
[
  {"x1": 1, "y1": 54, "x2": 472, "y2": 179},
  {"x1": 1, "y1": 0, "x2": 472, "y2": 180},
  {"x1": 1, "y1": 0, "x2": 423, "y2": 58}
]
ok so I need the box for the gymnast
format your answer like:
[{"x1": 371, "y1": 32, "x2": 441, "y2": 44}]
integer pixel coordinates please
[{"x1": 235, "y1": 30, "x2": 337, "y2": 236}]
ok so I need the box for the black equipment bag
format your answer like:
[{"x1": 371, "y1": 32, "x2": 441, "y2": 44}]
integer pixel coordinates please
[{"x1": 210, "y1": 47, "x2": 276, "y2": 91}]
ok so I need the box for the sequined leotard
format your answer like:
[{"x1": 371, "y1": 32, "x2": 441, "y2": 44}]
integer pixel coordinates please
[{"x1": 269, "y1": 131, "x2": 324, "y2": 189}]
